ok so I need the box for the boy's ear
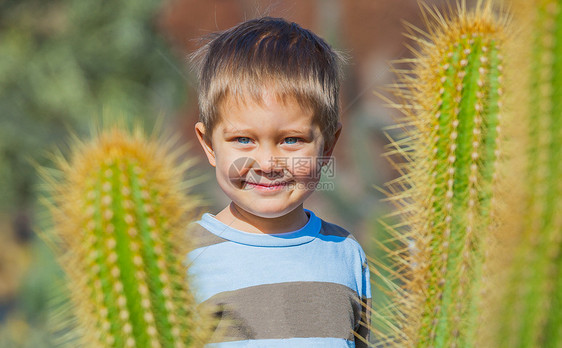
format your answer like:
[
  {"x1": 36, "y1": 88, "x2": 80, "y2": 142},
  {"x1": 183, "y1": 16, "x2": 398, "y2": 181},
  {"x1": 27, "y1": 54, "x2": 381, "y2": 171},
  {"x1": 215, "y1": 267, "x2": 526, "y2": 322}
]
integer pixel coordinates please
[
  {"x1": 322, "y1": 122, "x2": 342, "y2": 159},
  {"x1": 195, "y1": 122, "x2": 216, "y2": 167}
]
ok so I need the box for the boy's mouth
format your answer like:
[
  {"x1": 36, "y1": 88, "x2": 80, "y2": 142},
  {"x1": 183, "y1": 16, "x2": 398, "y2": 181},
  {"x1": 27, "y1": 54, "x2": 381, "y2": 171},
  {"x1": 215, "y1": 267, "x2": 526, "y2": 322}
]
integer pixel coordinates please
[{"x1": 242, "y1": 180, "x2": 292, "y2": 191}]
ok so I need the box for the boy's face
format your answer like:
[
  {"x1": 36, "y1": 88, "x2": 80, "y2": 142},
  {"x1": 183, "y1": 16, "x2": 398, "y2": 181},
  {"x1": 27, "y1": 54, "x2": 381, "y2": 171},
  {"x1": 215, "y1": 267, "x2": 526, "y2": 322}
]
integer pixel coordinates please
[{"x1": 195, "y1": 94, "x2": 340, "y2": 219}]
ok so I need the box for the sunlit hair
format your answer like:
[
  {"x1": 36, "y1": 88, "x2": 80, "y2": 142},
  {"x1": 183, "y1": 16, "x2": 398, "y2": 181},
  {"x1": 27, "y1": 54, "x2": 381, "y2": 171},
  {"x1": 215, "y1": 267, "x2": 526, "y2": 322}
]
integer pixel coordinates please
[{"x1": 190, "y1": 17, "x2": 345, "y2": 143}]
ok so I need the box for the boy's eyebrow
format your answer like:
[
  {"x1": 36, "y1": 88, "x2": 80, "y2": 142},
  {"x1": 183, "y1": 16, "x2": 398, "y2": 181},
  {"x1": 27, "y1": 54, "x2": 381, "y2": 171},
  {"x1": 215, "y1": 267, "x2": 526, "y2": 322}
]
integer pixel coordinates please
[
  {"x1": 278, "y1": 128, "x2": 314, "y2": 135},
  {"x1": 222, "y1": 127, "x2": 253, "y2": 135}
]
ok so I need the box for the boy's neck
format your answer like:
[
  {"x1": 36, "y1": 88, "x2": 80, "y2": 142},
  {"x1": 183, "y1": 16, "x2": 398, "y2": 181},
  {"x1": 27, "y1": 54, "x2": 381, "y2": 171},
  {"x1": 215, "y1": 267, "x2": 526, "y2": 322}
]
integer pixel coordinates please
[{"x1": 214, "y1": 202, "x2": 309, "y2": 234}]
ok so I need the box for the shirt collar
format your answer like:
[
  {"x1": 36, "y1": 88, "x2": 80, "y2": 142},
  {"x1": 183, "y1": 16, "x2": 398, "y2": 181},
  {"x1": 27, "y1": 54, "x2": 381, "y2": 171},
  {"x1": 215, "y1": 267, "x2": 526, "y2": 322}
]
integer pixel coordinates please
[{"x1": 196, "y1": 209, "x2": 321, "y2": 247}]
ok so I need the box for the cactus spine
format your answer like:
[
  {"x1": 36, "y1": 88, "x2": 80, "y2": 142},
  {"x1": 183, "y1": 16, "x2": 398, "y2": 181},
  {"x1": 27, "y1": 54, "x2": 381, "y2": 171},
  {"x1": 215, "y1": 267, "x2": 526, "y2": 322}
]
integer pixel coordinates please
[
  {"x1": 41, "y1": 125, "x2": 210, "y2": 347},
  {"x1": 495, "y1": 1, "x2": 562, "y2": 346},
  {"x1": 373, "y1": 2, "x2": 507, "y2": 346}
]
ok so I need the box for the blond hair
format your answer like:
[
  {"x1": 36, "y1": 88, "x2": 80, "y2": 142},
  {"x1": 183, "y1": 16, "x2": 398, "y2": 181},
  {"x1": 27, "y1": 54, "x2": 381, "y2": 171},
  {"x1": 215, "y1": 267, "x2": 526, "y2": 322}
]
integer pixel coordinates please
[{"x1": 190, "y1": 17, "x2": 345, "y2": 143}]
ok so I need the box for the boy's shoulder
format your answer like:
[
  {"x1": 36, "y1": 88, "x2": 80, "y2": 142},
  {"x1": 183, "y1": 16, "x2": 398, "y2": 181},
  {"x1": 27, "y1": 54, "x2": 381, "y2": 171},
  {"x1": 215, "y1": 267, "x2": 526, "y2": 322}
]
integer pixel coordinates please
[
  {"x1": 186, "y1": 219, "x2": 229, "y2": 251},
  {"x1": 318, "y1": 218, "x2": 363, "y2": 246},
  {"x1": 317, "y1": 218, "x2": 367, "y2": 257},
  {"x1": 318, "y1": 218, "x2": 353, "y2": 239}
]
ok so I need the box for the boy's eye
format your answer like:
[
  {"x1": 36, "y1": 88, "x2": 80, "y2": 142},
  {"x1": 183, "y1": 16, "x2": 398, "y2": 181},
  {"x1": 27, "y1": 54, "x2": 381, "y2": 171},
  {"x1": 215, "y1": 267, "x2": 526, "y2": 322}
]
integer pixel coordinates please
[
  {"x1": 236, "y1": 137, "x2": 252, "y2": 144},
  {"x1": 283, "y1": 137, "x2": 300, "y2": 144}
]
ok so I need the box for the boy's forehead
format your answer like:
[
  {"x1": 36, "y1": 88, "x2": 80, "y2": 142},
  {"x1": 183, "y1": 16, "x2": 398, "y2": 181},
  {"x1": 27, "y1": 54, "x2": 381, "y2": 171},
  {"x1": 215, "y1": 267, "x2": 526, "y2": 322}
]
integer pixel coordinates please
[
  {"x1": 215, "y1": 98, "x2": 321, "y2": 134},
  {"x1": 219, "y1": 124, "x2": 316, "y2": 134},
  {"x1": 218, "y1": 90, "x2": 314, "y2": 115}
]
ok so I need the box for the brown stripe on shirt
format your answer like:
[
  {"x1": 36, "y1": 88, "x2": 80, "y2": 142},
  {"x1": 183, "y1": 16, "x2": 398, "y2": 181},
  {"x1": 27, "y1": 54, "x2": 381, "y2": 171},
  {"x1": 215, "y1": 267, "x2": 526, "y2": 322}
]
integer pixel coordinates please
[{"x1": 201, "y1": 281, "x2": 366, "y2": 343}]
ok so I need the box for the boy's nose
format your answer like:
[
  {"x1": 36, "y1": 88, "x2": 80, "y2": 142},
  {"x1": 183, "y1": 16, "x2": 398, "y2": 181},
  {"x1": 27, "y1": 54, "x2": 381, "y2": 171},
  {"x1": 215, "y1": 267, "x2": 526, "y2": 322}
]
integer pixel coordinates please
[
  {"x1": 255, "y1": 155, "x2": 276, "y2": 173},
  {"x1": 254, "y1": 148, "x2": 282, "y2": 174}
]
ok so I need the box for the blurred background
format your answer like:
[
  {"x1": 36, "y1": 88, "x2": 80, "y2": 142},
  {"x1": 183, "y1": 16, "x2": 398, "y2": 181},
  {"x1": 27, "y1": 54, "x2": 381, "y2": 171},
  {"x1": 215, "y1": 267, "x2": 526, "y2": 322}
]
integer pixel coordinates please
[{"x1": 0, "y1": 0, "x2": 451, "y2": 345}]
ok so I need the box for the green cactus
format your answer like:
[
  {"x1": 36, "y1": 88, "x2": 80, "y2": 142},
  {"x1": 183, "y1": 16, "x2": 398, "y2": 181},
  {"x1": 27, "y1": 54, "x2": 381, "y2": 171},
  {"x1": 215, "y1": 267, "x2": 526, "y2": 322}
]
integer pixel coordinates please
[
  {"x1": 372, "y1": 2, "x2": 507, "y2": 347},
  {"x1": 494, "y1": 1, "x2": 562, "y2": 347},
  {"x1": 40, "y1": 124, "x2": 212, "y2": 347}
]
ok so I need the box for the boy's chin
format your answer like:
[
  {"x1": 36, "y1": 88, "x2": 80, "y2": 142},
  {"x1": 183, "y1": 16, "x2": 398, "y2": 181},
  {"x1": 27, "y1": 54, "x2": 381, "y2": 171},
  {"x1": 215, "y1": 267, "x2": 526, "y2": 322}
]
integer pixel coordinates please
[{"x1": 234, "y1": 201, "x2": 303, "y2": 220}]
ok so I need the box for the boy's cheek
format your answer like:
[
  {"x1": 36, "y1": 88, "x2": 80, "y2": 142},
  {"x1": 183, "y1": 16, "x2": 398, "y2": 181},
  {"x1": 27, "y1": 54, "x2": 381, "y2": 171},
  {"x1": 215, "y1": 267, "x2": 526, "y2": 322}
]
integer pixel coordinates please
[
  {"x1": 226, "y1": 156, "x2": 254, "y2": 179},
  {"x1": 290, "y1": 155, "x2": 324, "y2": 179},
  {"x1": 291, "y1": 160, "x2": 315, "y2": 178}
]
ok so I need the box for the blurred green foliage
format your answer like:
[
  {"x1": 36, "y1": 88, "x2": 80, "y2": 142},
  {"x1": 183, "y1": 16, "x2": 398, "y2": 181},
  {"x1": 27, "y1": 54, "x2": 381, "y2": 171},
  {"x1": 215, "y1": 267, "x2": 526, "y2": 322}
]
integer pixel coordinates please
[
  {"x1": 0, "y1": 0, "x2": 188, "y2": 212},
  {"x1": 0, "y1": 239, "x2": 64, "y2": 348}
]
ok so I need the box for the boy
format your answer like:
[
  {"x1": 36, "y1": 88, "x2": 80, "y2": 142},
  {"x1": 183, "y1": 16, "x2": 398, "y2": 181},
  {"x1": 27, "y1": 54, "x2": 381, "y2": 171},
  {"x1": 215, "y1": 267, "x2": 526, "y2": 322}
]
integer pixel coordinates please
[{"x1": 188, "y1": 17, "x2": 371, "y2": 348}]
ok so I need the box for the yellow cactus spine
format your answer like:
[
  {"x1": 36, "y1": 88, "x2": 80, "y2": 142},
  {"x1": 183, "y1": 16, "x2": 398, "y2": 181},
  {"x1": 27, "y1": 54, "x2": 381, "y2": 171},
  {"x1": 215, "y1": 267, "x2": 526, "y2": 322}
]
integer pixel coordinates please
[
  {"x1": 373, "y1": 2, "x2": 508, "y2": 347},
  {"x1": 40, "y1": 124, "x2": 209, "y2": 347}
]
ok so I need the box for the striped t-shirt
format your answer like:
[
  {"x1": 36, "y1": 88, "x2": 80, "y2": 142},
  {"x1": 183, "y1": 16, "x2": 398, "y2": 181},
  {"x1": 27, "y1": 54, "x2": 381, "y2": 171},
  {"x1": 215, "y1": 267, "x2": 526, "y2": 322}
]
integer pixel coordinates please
[{"x1": 186, "y1": 209, "x2": 371, "y2": 348}]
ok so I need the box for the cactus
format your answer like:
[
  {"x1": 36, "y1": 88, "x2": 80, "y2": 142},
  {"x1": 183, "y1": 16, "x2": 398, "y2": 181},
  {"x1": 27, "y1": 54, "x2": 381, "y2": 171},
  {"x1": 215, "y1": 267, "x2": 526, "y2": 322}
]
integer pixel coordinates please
[
  {"x1": 493, "y1": 1, "x2": 562, "y2": 347},
  {"x1": 372, "y1": 2, "x2": 507, "y2": 347},
  {"x1": 40, "y1": 124, "x2": 211, "y2": 347}
]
